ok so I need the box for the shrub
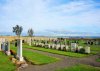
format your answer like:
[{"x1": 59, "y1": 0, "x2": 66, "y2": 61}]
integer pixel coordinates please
[{"x1": 79, "y1": 48, "x2": 85, "y2": 54}]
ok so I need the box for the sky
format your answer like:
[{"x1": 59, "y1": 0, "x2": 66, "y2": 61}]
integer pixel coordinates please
[{"x1": 0, "y1": 0, "x2": 100, "y2": 36}]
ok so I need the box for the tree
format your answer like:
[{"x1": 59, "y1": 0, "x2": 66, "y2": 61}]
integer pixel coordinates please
[
  {"x1": 13, "y1": 25, "x2": 23, "y2": 37},
  {"x1": 27, "y1": 28, "x2": 34, "y2": 46}
]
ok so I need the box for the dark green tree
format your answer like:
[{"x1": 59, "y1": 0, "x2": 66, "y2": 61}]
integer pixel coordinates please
[{"x1": 13, "y1": 25, "x2": 23, "y2": 37}]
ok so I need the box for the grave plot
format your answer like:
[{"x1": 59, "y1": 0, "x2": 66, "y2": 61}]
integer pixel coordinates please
[
  {"x1": 10, "y1": 44, "x2": 59, "y2": 65},
  {"x1": 26, "y1": 38, "x2": 91, "y2": 57},
  {"x1": 0, "y1": 38, "x2": 11, "y2": 55},
  {"x1": 23, "y1": 44, "x2": 88, "y2": 58}
]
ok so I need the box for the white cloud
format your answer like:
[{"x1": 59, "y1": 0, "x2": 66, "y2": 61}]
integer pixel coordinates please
[{"x1": 0, "y1": 0, "x2": 100, "y2": 35}]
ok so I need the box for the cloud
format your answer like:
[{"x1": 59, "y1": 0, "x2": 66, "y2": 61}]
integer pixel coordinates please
[{"x1": 0, "y1": 0, "x2": 100, "y2": 36}]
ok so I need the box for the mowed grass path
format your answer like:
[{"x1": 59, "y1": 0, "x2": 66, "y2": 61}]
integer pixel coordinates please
[
  {"x1": 11, "y1": 44, "x2": 59, "y2": 65},
  {"x1": 55, "y1": 64, "x2": 100, "y2": 71},
  {"x1": 23, "y1": 44, "x2": 88, "y2": 58},
  {"x1": 0, "y1": 52, "x2": 16, "y2": 71}
]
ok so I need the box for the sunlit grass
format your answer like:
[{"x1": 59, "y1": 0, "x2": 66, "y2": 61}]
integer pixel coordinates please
[
  {"x1": 55, "y1": 64, "x2": 100, "y2": 71},
  {"x1": 10, "y1": 44, "x2": 59, "y2": 65},
  {"x1": 0, "y1": 52, "x2": 16, "y2": 71}
]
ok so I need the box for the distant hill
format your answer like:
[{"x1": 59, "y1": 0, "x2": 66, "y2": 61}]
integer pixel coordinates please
[{"x1": 0, "y1": 31, "x2": 100, "y2": 39}]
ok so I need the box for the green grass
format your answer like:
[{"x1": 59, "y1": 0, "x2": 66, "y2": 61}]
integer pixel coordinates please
[
  {"x1": 96, "y1": 58, "x2": 100, "y2": 62},
  {"x1": 0, "y1": 52, "x2": 16, "y2": 71},
  {"x1": 90, "y1": 45, "x2": 100, "y2": 51},
  {"x1": 23, "y1": 44, "x2": 88, "y2": 58},
  {"x1": 10, "y1": 44, "x2": 59, "y2": 65},
  {"x1": 23, "y1": 50, "x2": 59, "y2": 65},
  {"x1": 90, "y1": 45, "x2": 100, "y2": 54},
  {"x1": 55, "y1": 64, "x2": 100, "y2": 71}
]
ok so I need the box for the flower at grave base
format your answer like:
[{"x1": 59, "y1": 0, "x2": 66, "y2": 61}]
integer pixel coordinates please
[{"x1": 10, "y1": 50, "x2": 16, "y2": 55}]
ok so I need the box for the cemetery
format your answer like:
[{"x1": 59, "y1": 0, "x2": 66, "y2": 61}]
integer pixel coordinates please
[
  {"x1": 0, "y1": 0, "x2": 100, "y2": 71},
  {"x1": 25, "y1": 38, "x2": 92, "y2": 54},
  {"x1": 0, "y1": 34, "x2": 100, "y2": 71},
  {"x1": 0, "y1": 24, "x2": 100, "y2": 71}
]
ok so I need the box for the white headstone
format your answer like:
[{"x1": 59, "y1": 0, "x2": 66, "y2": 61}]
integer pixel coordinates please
[
  {"x1": 61, "y1": 45, "x2": 65, "y2": 50},
  {"x1": 56, "y1": 44, "x2": 60, "y2": 50},
  {"x1": 71, "y1": 43, "x2": 77, "y2": 52},
  {"x1": 65, "y1": 45, "x2": 69, "y2": 51},
  {"x1": 51, "y1": 44, "x2": 55, "y2": 49},
  {"x1": 85, "y1": 46, "x2": 90, "y2": 54}
]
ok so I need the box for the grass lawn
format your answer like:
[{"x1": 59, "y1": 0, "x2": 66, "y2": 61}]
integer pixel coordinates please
[
  {"x1": 23, "y1": 44, "x2": 88, "y2": 58},
  {"x1": 10, "y1": 44, "x2": 59, "y2": 65},
  {"x1": 96, "y1": 58, "x2": 100, "y2": 62},
  {"x1": 0, "y1": 52, "x2": 16, "y2": 71},
  {"x1": 55, "y1": 64, "x2": 100, "y2": 71},
  {"x1": 23, "y1": 50, "x2": 59, "y2": 65},
  {"x1": 90, "y1": 45, "x2": 100, "y2": 54}
]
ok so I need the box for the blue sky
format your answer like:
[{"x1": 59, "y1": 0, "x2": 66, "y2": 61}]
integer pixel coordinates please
[{"x1": 0, "y1": 0, "x2": 100, "y2": 36}]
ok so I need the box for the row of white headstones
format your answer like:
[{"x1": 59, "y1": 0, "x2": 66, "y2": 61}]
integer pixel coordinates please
[
  {"x1": 32, "y1": 41, "x2": 90, "y2": 54},
  {"x1": 0, "y1": 38, "x2": 24, "y2": 61}
]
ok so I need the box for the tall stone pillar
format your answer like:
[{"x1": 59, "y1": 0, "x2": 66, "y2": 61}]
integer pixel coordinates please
[
  {"x1": 19, "y1": 39, "x2": 23, "y2": 61},
  {"x1": 17, "y1": 39, "x2": 20, "y2": 57}
]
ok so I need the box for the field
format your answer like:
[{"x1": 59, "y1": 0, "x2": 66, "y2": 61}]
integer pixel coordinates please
[{"x1": 0, "y1": 52, "x2": 16, "y2": 71}]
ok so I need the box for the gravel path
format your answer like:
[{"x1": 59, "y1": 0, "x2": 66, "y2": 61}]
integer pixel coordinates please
[{"x1": 19, "y1": 48, "x2": 100, "y2": 71}]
